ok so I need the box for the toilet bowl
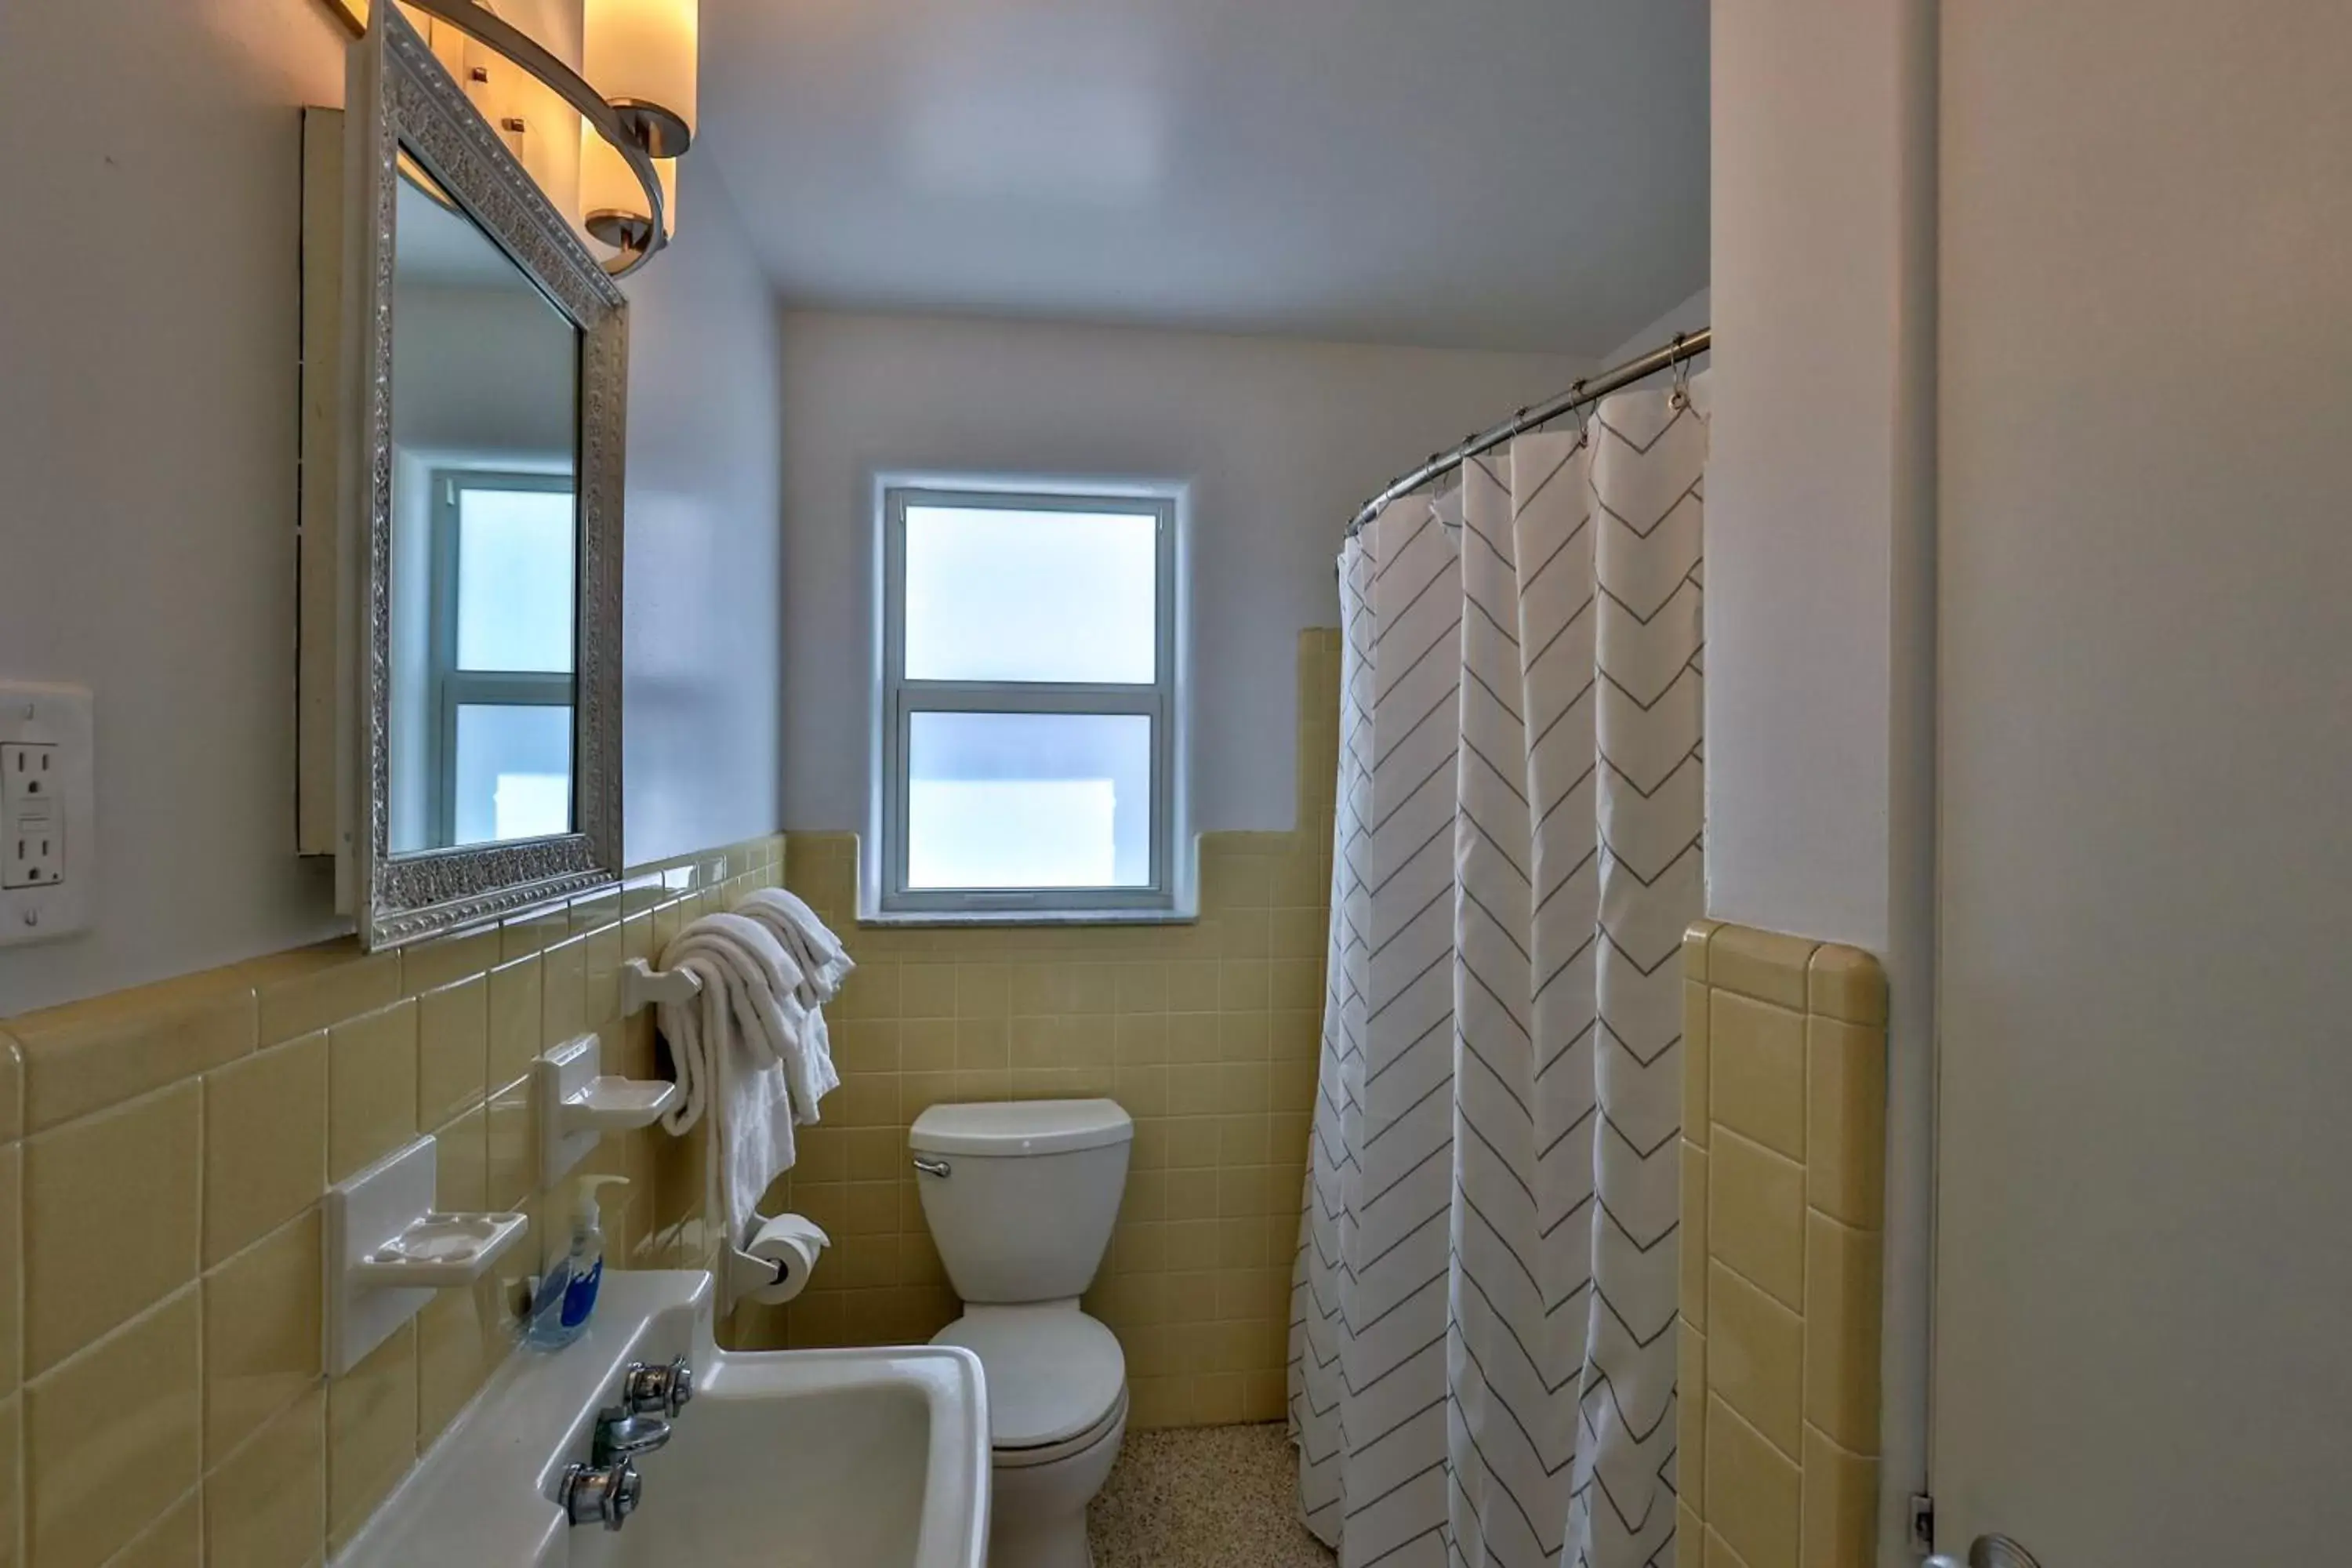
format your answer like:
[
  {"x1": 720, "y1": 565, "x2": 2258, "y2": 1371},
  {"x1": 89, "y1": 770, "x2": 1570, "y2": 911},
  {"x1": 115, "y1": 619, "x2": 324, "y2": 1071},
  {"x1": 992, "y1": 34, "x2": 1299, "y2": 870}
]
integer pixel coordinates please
[{"x1": 911, "y1": 1100, "x2": 1134, "y2": 1568}]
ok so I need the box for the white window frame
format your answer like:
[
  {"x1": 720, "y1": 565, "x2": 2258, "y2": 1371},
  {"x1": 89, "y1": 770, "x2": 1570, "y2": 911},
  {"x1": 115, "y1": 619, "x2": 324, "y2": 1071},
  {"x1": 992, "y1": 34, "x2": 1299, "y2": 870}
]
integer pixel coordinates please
[
  {"x1": 426, "y1": 468, "x2": 577, "y2": 846},
  {"x1": 874, "y1": 480, "x2": 1189, "y2": 921}
]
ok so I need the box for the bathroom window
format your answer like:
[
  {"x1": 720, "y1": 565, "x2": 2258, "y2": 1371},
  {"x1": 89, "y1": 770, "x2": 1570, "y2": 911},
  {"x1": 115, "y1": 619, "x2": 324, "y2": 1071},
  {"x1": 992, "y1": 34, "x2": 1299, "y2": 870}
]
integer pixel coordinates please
[
  {"x1": 877, "y1": 484, "x2": 1184, "y2": 918},
  {"x1": 428, "y1": 470, "x2": 577, "y2": 847}
]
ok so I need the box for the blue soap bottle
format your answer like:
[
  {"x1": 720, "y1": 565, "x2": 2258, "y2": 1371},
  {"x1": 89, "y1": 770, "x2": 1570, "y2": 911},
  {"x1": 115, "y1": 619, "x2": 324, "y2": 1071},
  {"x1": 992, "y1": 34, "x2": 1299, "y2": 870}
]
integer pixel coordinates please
[{"x1": 525, "y1": 1174, "x2": 627, "y2": 1349}]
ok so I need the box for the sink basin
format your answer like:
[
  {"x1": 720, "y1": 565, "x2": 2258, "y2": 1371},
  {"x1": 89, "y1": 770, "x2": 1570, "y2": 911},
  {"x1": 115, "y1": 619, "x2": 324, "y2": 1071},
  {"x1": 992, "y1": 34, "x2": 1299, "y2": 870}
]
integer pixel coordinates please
[
  {"x1": 585, "y1": 1346, "x2": 982, "y2": 1568},
  {"x1": 339, "y1": 1272, "x2": 989, "y2": 1568}
]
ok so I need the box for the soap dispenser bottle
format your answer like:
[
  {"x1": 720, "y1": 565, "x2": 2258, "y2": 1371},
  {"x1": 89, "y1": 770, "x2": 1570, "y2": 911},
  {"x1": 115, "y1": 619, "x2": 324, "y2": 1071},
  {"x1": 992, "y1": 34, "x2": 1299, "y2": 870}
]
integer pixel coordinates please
[{"x1": 526, "y1": 1174, "x2": 627, "y2": 1350}]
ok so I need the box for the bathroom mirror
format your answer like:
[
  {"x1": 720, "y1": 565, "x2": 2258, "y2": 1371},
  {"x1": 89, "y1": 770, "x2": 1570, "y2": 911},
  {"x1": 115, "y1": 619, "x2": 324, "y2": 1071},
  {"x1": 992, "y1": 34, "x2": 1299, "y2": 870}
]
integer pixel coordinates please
[
  {"x1": 387, "y1": 154, "x2": 582, "y2": 858},
  {"x1": 302, "y1": 6, "x2": 626, "y2": 948}
]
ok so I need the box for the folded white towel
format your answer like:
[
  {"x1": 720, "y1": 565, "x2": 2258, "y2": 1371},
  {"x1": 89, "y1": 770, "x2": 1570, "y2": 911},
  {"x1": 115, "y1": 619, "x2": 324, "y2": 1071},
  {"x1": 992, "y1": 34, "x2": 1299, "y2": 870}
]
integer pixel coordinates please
[
  {"x1": 739, "y1": 888, "x2": 856, "y2": 1003},
  {"x1": 655, "y1": 913, "x2": 830, "y2": 1238},
  {"x1": 706, "y1": 909, "x2": 840, "y2": 1124}
]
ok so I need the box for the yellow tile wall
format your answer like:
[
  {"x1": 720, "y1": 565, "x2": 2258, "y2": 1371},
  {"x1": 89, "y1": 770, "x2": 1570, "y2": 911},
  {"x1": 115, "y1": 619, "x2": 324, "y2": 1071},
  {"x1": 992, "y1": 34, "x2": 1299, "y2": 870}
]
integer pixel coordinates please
[
  {"x1": 737, "y1": 629, "x2": 1344, "y2": 1431},
  {"x1": 1679, "y1": 920, "x2": 1888, "y2": 1568},
  {"x1": 0, "y1": 833, "x2": 783, "y2": 1568}
]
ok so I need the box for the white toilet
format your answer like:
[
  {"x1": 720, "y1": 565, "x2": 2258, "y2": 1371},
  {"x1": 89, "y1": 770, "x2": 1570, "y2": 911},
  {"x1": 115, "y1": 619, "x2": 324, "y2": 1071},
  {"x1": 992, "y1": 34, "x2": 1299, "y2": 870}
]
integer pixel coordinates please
[{"x1": 910, "y1": 1099, "x2": 1134, "y2": 1568}]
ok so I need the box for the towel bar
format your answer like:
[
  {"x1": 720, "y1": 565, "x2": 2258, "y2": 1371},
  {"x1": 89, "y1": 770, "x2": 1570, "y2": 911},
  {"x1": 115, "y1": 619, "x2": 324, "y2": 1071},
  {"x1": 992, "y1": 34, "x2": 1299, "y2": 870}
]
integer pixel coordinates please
[{"x1": 621, "y1": 956, "x2": 702, "y2": 1015}]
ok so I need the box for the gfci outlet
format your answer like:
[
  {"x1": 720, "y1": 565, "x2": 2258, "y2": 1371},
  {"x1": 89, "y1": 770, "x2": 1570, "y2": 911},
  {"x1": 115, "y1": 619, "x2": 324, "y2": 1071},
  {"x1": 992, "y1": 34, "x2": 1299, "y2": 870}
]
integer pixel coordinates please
[{"x1": 0, "y1": 682, "x2": 96, "y2": 948}]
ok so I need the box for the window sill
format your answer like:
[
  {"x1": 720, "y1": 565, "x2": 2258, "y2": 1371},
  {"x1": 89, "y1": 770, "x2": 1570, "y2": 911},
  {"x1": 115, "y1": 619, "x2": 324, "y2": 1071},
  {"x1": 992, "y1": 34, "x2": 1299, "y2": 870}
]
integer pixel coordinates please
[{"x1": 857, "y1": 908, "x2": 1197, "y2": 930}]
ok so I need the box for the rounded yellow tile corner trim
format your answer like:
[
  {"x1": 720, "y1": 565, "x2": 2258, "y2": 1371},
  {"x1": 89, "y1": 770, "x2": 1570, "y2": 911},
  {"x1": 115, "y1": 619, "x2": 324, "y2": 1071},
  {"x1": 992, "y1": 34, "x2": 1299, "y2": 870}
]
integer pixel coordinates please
[
  {"x1": 1681, "y1": 916, "x2": 1725, "y2": 982},
  {"x1": 7, "y1": 971, "x2": 256, "y2": 1134},
  {"x1": 0, "y1": 1023, "x2": 24, "y2": 1143},
  {"x1": 1806, "y1": 942, "x2": 1889, "y2": 1026},
  {"x1": 1704, "y1": 924, "x2": 1821, "y2": 1010}
]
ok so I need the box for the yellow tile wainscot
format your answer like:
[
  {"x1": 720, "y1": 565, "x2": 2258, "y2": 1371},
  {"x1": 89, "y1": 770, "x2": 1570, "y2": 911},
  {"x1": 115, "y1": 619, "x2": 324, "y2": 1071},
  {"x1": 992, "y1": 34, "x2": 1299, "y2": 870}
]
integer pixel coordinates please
[
  {"x1": 1679, "y1": 919, "x2": 1889, "y2": 1568},
  {"x1": 0, "y1": 833, "x2": 782, "y2": 1568},
  {"x1": 737, "y1": 629, "x2": 1344, "y2": 1431},
  {"x1": 0, "y1": 627, "x2": 1342, "y2": 1561}
]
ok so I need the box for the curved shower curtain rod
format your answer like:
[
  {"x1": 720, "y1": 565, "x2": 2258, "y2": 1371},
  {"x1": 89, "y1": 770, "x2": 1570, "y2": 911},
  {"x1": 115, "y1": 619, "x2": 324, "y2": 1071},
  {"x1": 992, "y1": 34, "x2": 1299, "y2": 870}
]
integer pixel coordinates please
[{"x1": 1344, "y1": 327, "x2": 1712, "y2": 539}]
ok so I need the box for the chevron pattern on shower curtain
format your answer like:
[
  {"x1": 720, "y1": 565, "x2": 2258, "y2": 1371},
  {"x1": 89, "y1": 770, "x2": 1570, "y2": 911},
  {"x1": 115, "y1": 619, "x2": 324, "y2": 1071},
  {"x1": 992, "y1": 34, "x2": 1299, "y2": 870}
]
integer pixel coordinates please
[{"x1": 1291, "y1": 385, "x2": 1708, "y2": 1568}]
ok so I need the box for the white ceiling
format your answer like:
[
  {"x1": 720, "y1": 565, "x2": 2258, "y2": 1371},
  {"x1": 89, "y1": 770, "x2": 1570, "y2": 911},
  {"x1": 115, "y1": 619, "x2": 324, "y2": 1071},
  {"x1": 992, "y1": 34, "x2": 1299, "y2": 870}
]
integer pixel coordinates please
[{"x1": 701, "y1": 0, "x2": 1708, "y2": 355}]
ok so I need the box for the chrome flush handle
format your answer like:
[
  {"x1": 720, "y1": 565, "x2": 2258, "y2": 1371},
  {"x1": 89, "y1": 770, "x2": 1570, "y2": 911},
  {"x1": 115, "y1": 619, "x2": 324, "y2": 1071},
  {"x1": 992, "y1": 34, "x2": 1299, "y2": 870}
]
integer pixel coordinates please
[{"x1": 913, "y1": 1156, "x2": 952, "y2": 1178}]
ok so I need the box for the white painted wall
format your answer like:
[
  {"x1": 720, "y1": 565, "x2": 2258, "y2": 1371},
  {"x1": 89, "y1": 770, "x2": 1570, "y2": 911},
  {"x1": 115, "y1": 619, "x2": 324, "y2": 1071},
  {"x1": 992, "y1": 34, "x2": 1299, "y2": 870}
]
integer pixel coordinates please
[
  {"x1": 619, "y1": 156, "x2": 783, "y2": 867},
  {"x1": 1934, "y1": 4, "x2": 2352, "y2": 1559},
  {"x1": 1708, "y1": 5, "x2": 1933, "y2": 956},
  {"x1": 0, "y1": 1, "x2": 783, "y2": 1013},
  {"x1": 1708, "y1": 3, "x2": 1936, "y2": 1561},
  {"x1": 777, "y1": 311, "x2": 1589, "y2": 835}
]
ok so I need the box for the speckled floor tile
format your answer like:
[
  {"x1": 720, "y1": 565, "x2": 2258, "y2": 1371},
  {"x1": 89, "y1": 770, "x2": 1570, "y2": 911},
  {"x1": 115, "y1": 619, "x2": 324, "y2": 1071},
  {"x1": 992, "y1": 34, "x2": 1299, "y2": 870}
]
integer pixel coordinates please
[{"x1": 1087, "y1": 1422, "x2": 1337, "y2": 1567}]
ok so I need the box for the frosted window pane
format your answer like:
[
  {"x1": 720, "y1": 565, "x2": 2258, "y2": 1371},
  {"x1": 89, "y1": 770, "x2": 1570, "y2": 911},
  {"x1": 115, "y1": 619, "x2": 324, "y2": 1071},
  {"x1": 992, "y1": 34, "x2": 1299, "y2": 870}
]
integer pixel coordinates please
[
  {"x1": 453, "y1": 704, "x2": 572, "y2": 846},
  {"x1": 907, "y1": 712, "x2": 1151, "y2": 887},
  {"x1": 903, "y1": 505, "x2": 1156, "y2": 683},
  {"x1": 456, "y1": 486, "x2": 575, "y2": 673}
]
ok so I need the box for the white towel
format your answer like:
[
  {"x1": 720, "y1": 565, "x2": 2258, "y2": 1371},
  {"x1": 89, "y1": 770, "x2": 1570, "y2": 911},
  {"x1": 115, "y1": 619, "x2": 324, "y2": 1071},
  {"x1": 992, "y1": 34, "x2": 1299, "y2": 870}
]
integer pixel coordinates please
[
  {"x1": 655, "y1": 914, "x2": 830, "y2": 1236},
  {"x1": 707, "y1": 909, "x2": 840, "y2": 1123},
  {"x1": 738, "y1": 888, "x2": 856, "y2": 1002},
  {"x1": 733, "y1": 892, "x2": 854, "y2": 1102}
]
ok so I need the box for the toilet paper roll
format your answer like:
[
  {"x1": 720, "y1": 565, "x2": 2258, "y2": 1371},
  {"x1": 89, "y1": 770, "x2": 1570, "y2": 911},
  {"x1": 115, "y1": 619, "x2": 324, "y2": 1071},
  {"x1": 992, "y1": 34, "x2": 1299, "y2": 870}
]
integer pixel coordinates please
[{"x1": 742, "y1": 1214, "x2": 831, "y2": 1305}]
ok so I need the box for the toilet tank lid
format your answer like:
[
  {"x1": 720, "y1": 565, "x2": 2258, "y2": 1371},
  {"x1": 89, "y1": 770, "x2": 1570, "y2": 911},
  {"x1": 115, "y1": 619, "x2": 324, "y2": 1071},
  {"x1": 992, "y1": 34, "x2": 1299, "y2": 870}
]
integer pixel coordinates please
[{"x1": 909, "y1": 1099, "x2": 1134, "y2": 1156}]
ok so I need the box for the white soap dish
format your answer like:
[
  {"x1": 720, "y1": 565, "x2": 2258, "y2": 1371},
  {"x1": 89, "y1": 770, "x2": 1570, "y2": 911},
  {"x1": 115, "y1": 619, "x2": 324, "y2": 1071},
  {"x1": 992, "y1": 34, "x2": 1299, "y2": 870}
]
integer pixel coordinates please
[
  {"x1": 536, "y1": 1032, "x2": 681, "y2": 1183},
  {"x1": 327, "y1": 1136, "x2": 532, "y2": 1375},
  {"x1": 562, "y1": 1076, "x2": 680, "y2": 1134},
  {"x1": 353, "y1": 1210, "x2": 528, "y2": 1289}
]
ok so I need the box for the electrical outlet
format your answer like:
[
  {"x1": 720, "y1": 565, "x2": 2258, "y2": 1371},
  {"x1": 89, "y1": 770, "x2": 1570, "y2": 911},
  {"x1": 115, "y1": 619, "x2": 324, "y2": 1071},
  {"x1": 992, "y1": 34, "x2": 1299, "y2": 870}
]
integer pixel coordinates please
[
  {"x1": 2, "y1": 742, "x2": 57, "y2": 802},
  {"x1": 4, "y1": 800, "x2": 61, "y2": 888},
  {"x1": 0, "y1": 682, "x2": 94, "y2": 947}
]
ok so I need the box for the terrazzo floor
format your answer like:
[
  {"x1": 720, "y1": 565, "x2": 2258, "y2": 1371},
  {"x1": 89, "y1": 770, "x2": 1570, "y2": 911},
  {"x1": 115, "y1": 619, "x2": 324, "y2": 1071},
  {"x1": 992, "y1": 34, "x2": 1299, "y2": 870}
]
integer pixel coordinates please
[{"x1": 1087, "y1": 1423, "x2": 1338, "y2": 1567}]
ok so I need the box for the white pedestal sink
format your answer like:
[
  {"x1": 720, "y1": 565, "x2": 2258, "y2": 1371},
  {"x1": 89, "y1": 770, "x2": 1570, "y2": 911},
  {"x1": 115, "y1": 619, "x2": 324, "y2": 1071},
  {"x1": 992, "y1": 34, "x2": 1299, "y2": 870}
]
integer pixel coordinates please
[{"x1": 339, "y1": 1272, "x2": 990, "y2": 1568}]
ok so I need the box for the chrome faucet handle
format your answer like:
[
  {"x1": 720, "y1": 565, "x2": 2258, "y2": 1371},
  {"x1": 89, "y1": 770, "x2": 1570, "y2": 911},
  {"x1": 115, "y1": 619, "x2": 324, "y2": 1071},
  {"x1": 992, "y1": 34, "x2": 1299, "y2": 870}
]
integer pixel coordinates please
[
  {"x1": 593, "y1": 1407, "x2": 673, "y2": 1465},
  {"x1": 558, "y1": 1458, "x2": 642, "y2": 1531},
  {"x1": 620, "y1": 1356, "x2": 695, "y2": 1417}
]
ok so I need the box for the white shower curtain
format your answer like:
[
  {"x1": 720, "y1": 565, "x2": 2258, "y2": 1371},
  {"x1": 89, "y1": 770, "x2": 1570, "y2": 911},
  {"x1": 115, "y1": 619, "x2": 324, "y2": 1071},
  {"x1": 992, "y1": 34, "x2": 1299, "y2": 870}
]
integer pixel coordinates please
[{"x1": 1291, "y1": 383, "x2": 1707, "y2": 1568}]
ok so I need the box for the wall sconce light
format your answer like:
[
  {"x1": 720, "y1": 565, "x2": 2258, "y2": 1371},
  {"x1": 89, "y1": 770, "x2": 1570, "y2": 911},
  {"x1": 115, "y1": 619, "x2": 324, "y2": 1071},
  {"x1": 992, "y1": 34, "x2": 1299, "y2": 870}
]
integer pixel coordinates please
[
  {"x1": 583, "y1": 129, "x2": 679, "y2": 253},
  {"x1": 320, "y1": 0, "x2": 695, "y2": 278},
  {"x1": 586, "y1": 0, "x2": 697, "y2": 160},
  {"x1": 579, "y1": 0, "x2": 695, "y2": 252}
]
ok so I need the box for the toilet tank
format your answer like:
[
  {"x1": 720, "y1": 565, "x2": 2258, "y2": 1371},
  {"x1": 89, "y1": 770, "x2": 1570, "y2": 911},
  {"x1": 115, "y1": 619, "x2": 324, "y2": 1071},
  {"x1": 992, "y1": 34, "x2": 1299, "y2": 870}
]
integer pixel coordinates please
[{"x1": 909, "y1": 1100, "x2": 1133, "y2": 1304}]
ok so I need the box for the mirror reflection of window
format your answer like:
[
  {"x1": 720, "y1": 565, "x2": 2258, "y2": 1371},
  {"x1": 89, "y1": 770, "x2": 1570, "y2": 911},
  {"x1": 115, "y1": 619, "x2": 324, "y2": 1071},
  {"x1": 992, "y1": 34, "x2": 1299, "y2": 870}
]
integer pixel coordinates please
[
  {"x1": 384, "y1": 146, "x2": 583, "y2": 855},
  {"x1": 439, "y1": 475, "x2": 576, "y2": 847}
]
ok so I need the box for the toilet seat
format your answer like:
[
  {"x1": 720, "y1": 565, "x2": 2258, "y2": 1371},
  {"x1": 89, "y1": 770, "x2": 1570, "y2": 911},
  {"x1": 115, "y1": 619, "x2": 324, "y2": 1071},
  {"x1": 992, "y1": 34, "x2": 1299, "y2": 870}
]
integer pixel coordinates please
[
  {"x1": 991, "y1": 1386, "x2": 1128, "y2": 1470},
  {"x1": 932, "y1": 1306, "x2": 1127, "y2": 1451}
]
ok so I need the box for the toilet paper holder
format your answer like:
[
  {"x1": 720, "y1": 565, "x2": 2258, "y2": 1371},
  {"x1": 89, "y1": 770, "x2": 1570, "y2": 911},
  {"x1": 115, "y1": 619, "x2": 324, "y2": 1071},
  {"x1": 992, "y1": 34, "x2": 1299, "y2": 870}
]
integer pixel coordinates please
[{"x1": 722, "y1": 1214, "x2": 831, "y2": 1310}]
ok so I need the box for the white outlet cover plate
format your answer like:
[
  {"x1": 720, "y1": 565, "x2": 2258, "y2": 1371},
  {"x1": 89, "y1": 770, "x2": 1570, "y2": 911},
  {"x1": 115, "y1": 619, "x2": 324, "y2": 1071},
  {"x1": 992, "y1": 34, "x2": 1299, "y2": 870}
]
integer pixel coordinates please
[{"x1": 0, "y1": 682, "x2": 94, "y2": 948}]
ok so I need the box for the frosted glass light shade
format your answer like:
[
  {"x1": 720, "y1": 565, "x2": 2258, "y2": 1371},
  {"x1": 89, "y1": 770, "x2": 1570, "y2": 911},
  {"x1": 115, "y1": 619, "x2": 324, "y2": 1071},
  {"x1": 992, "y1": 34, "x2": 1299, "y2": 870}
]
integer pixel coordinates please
[
  {"x1": 580, "y1": 122, "x2": 676, "y2": 241},
  {"x1": 584, "y1": 0, "x2": 699, "y2": 140}
]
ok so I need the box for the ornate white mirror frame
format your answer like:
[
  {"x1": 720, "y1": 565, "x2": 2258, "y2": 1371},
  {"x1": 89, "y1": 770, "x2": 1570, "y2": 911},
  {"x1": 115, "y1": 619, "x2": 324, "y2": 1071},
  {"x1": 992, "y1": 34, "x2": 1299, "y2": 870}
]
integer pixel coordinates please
[{"x1": 303, "y1": 5, "x2": 627, "y2": 949}]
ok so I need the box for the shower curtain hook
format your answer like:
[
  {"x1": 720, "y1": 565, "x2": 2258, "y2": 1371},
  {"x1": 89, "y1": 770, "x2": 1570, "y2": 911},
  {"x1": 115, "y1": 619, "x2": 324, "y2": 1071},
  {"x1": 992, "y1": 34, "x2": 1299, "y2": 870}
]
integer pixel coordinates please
[
  {"x1": 1668, "y1": 334, "x2": 1693, "y2": 412},
  {"x1": 1566, "y1": 378, "x2": 1592, "y2": 448}
]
